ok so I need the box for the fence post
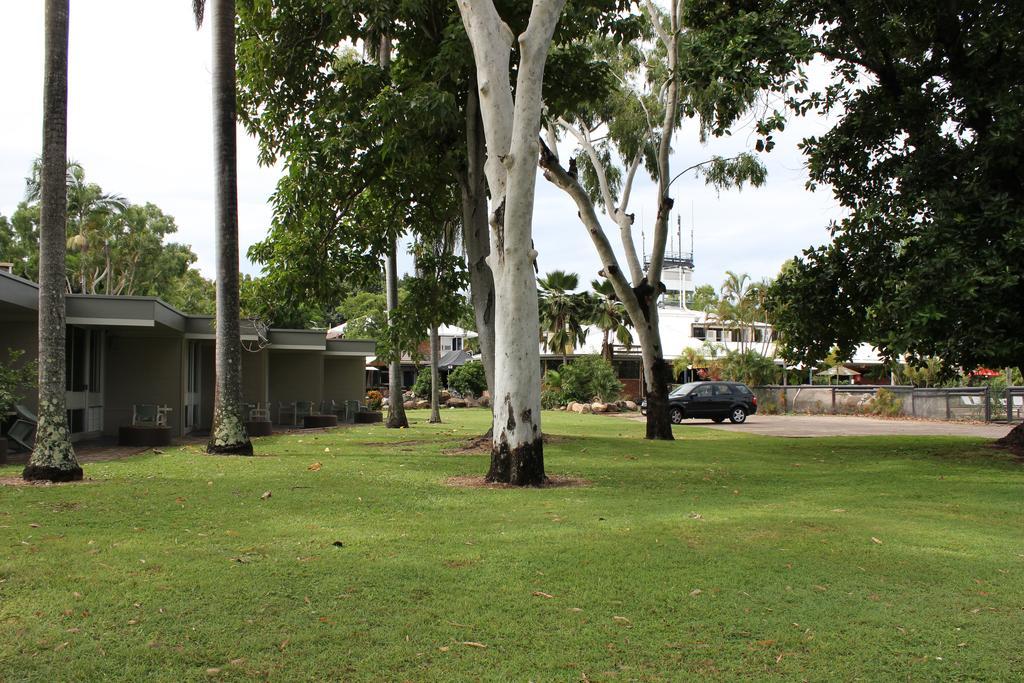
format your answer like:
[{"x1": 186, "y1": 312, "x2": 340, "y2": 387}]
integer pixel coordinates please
[
  {"x1": 985, "y1": 387, "x2": 991, "y2": 422},
  {"x1": 1008, "y1": 388, "x2": 1013, "y2": 424},
  {"x1": 945, "y1": 391, "x2": 951, "y2": 421},
  {"x1": 911, "y1": 389, "x2": 916, "y2": 417},
  {"x1": 831, "y1": 387, "x2": 837, "y2": 414}
]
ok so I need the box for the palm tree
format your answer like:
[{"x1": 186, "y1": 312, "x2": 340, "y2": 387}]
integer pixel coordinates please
[
  {"x1": 195, "y1": 0, "x2": 252, "y2": 455},
  {"x1": 27, "y1": 161, "x2": 128, "y2": 293},
  {"x1": 24, "y1": 0, "x2": 82, "y2": 482},
  {"x1": 538, "y1": 271, "x2": 591, "y2": 366},
  {"x1": 589, "y1": 279, "x2": 633, "y2": 363}
]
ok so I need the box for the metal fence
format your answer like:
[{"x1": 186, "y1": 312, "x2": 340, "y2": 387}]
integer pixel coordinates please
[{"x1": 752, "y1": 385, "x2": 1024, "y2": 423}]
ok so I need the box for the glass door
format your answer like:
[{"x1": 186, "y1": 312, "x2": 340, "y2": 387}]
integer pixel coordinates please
[
  {"x1": 65, "y1": 327, "x2": 104, "y2": 436},
  {"x1": 185, "y1": 341, "x2": 202, "y2": 432}
]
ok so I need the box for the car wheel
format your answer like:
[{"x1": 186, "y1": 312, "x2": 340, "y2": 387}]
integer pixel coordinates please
[
  {"x1": 712, "y1": 416, "x2": 725, "y2": 423},
  {"x1": 729, "y1": 406, "x2": 747, "y2": 424},
  {"x1": 669, "y1": 407, "x2": 684, "y2": 424}
]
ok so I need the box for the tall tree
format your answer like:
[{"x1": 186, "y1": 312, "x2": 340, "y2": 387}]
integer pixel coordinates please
[
  {"x1": 456, "y1": 0, "x2": 570, "y2": 485},
  {"x1": 195, "y1": 0, "x2": 252, "y2": 455},
  {"x1": 540, "y1": 1, "x2": 769, "y2": 440},
  {"x1": 718, "y1": 0, "x2": 1024, "y2": 443},
  {"x1": 24, "y1": 0, "x2": 82, "y2": 482}
]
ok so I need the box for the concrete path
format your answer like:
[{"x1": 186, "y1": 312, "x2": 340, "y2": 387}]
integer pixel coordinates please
[{"x1": 622, "y1": 413, "x2": 1013, "y2": 438}]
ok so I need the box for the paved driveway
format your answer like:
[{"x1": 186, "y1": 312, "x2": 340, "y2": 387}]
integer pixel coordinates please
[
  {"x1": 686, "y1": 414, "x2": 1012, "y2": 438},
  {"x1": 619, "y1": 412, "x2": 1012, "y2": 438}
]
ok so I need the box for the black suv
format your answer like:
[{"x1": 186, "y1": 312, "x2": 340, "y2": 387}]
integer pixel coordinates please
[{"x1": 640, "y1": 381, "x2": 757, "y2": 424}]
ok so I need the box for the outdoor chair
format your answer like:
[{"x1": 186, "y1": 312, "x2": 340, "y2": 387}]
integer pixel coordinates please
[
  {"x1": 295, "y1": 401, "x2": 316, "y2": 422},
  {"x1": 132, "y1": 404, "x2": 171, "y2": 428},
  {"x1": 320, "y1": 399, "x2": 339, "y2": 418},
  {"x1": 278, "y1": 401, "x2": 296, "y2": 425},
  {"x1": 248, "y1": 403, "x2": 271, "y2": 422},
  {"x1": 7, "y1": 418, "x2": 35, "y2": 452}
]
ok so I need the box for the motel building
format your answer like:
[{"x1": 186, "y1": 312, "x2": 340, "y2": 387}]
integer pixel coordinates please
[{"x1": 0, "y1": 268, "x2": 374, "y2": 442}]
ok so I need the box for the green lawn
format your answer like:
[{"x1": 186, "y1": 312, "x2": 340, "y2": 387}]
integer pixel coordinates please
[{"x1": 1, "y1": 411, "x2": 1021, "y2": 681}]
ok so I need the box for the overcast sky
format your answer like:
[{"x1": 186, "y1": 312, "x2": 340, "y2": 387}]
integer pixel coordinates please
[{"x1": 0, "y1": 2, "x2": 844, "y2": 293}]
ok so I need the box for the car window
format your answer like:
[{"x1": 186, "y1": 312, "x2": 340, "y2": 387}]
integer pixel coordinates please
[
  {"x1": 671, "y1": 382, "x2": 699, "y2": 397},
  {"x1": 692, "y1": 384, "x2": 713, "y2": 397},
  {"x1": 713, "y1": 384, "x2": 734, "y2": 397},
  {"x1": 732, "y1": 384, "x2": 752, "y2": 395}
]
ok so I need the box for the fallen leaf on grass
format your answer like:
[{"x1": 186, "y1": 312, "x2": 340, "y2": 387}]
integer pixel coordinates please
[
  {"x1": 871, "y1": 537, "x2": 883, "y2": 545},
  {"x1": 690, "y1": 589, "x2": 702, "y2": 597},
  {"x1": 461, "y1": 641, "x2": 487, "y2": 648},
  {"x1": 29, "y1": 523, "x2": 40, "y2": 528},
  {"x1": 830, "y1": 508, "x2": 846, "y2": 513},
  {"x1": 260, "y1": 491, "x2": 272, "y2": 500},
  {"x1": 332, "y1": 541, "x2": 344, "y2": 547},
  {"x1": 613, "y1": 616, "x2": 632, "y2": 625},
  {"x1": 438, "y1": 646, "x2": 450, "y2": 652},
  {"x1": 307, "y1": 462, "x2": 322, "y2": 472},
  {"x1": 532, "y1": 591, "x2": 554, "y2": 599}
]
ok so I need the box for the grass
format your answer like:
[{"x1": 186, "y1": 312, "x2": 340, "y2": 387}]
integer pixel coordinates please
[{"x1": 1, "y1": 410, "x2": 1022, "y2": 681}]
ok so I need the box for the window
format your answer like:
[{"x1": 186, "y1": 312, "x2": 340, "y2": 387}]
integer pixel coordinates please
[
  {"x1": 451, "y1": 337, "x2": 463, "y2": 351},
  {"x1": 713, "y1": 384, "x2": 734, "y2": 397},
  {"x1": 730, "y1": 329, "x2": 742, "y2": 343},
  {"x1": 753, "y1": 328, "x2": 764, "y2": 343},
  {"x1": 693, "y1": 384, "x2": 713, "y2": 398},
  {"x1": 691, "y1": 325, "x2": 706, "y2": 340}
]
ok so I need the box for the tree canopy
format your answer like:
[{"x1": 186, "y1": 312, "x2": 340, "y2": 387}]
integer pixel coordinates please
[{"x1": 696, "y1": 0, "x2": 1024, "y2": 371}]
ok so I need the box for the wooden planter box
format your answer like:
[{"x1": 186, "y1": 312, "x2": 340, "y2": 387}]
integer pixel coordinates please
[
  {"x1": 303, "y1": 414, "x2": 338, "y2": 429},
  {"x1": 354, "y1": 411, "x2": 383, "y2": 424},
  {"x1": 118, "y1": 426, "x2": 172, "y2": 447},
  {"x1": 246, "y1": 421, "x2": 273, "y2": 437}
]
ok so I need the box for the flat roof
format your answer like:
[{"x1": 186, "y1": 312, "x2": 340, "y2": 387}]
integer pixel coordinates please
[{"x1": 0, "y1": 270, "x2": 375, "y2": 355}]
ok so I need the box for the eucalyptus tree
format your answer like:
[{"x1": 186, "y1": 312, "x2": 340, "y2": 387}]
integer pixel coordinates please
[
  {"x1": 194, "y1": 0, "x2": 252, "y2": 455},
  {"x1": 24, "y1": 0, "x2": 82, "y2": 482},
  {"x1": 539, "y1": 1, "x2": 776, "y2": 439},
  {"x1": 236, "y1": 0, "x2": 634, "y2": 482}
]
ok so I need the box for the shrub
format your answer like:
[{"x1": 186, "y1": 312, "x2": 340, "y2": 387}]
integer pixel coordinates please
[
  {"x1": 365, "y1": 390, "x2": 383, "y2": 411},
  {"x1": 448, "y1": 360, "x2": 487, "y2": 398},
  {"x1": 541, "y1": 369, "x2": 564, "y2": 409},
  {"x1": 863, "y1": 388, "x2": 903, "y2": 417},
  {"x1": 412, "y1": 367, "x2": 433, "y2": 399},
  {"x1": 720, "y1": 350, "x2": 777, "y2": 386},
  {"x1": 556, "y1": 356, "x2": 623, "y2": 405},
  {"x1": 0, "y1": 348, "x2": 36, "y2": 418}
]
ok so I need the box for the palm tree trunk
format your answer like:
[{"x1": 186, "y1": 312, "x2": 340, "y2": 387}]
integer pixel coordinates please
[
  {"x1": 206, "y1": 0, "x2": 252, "y2": 455},
  {"x1": 385, "y1": 238, "x2": 408, "y2": 428},
  {"x1": 429, "y1": 325, "x2": 441, "y2": 423},
  {"x1": 24, "y1": 0, "x2": 82, "y2": 482}
]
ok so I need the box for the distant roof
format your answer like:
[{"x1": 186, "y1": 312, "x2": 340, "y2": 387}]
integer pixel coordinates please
[{"x1": 438, "y1": 349, "x2": 474, "y2": 368}]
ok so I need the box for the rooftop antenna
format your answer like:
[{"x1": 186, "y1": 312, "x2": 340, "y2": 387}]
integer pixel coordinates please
[{"x1": 690, "y1": 201, "x2": 695, "y2": 259}]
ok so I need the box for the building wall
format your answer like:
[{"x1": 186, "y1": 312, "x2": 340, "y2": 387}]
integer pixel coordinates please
[
  {"x1": 241, "y1": 349, "x2": 268, "y2": 406},
  {"x1": 323, "y1": 357, "x2": 366, "y2": 404},
  {"x1": 103, "y1": 334, "x2": 183, "y2": 436},
  {"x1": 1, "y1": 320, "x2": 39, "y2": 414},
  {"x1": 268, "y1": 351, "x2": 323, "y2": 422}
]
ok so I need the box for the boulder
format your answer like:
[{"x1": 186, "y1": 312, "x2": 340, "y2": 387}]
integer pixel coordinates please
[
  {"x1": 604, "y1": 403, "x2": 620, "y2": 413},
  {"x1": 591, "y1": 402, "x2": 609, "y2": 413},
  {"x1": 446, "y1": 398, "x2": 469, "y2": 408},
  {"x1": 478, "y1": 395, "x2": 490, "y2": 408},
  {"x1": 414, "y1": 400, "x2": 430, "y2": 409},
  {"x1": 403, "y1": 400, "x2": 415, "y2": 409},
  {"x1": 624, "y1": 400, "x2": 638, "y2": 411}
]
